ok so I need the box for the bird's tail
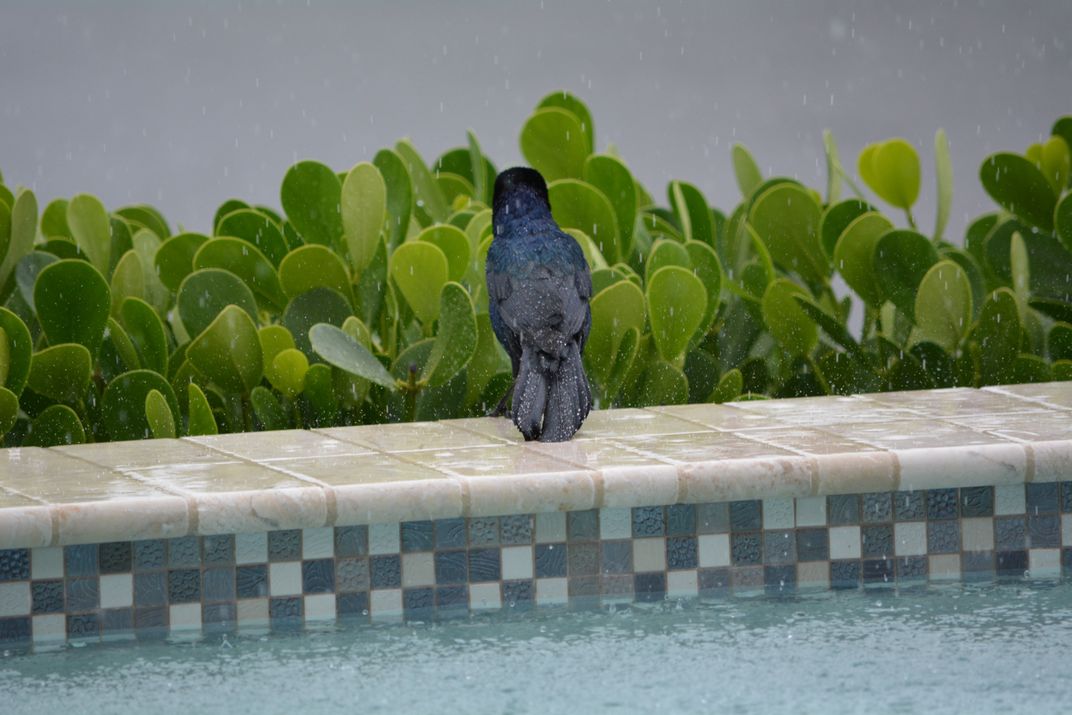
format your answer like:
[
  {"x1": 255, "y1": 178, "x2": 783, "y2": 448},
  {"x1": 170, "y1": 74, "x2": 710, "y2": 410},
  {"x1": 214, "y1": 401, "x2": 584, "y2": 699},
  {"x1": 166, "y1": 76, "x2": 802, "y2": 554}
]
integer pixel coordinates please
[{"x1": 512, "y1": 341, "x2": 591, "y2": 442}]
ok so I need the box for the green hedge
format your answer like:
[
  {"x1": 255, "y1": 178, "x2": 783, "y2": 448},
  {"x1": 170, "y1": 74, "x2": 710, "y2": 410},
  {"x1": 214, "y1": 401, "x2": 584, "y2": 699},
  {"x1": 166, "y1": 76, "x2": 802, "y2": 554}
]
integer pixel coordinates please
[{"x1": 0, "y1": 94, "x2": 1070, "y2": 447}]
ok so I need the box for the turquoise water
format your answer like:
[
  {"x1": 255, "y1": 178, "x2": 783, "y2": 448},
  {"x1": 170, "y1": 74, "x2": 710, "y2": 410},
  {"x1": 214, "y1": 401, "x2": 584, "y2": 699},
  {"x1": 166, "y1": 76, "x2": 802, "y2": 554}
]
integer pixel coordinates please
[{"x1": 3, "y1": 581, "x2": 1071, "y2": 715}]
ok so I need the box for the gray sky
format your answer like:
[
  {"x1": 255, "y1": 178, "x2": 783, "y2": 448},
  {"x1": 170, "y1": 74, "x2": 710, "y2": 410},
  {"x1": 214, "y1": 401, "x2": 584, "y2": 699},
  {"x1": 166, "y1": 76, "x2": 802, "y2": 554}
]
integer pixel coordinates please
[{"x1": 1, "y1": 1, "x2": 1069, "y2": 237}]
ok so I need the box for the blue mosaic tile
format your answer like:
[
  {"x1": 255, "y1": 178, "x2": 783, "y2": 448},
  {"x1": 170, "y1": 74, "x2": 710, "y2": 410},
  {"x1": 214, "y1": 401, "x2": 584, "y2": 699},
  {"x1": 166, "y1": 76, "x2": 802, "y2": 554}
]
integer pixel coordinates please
[
  {"x1": 667, "y1": 505, "x2": 697, "y2": 535},
  {"x1": 133, "y1": 540, "x2": 166, "y2": 570},
  {"x1": 893, "y1": 491, "x2": 926, "y2": 521},
  {"x1": 962, "y1": 551, "x2": 995, "y2": 580},
  {"x1": 500, "y1": 515, "x2": 533, "y2": 545},
  {"x1": 960, "y1": 487, "x2": 994, "y2": 517},
  {"x1": 1062, "y1": 548, "x2": 1072, "y2": 572},
  {"x1": 830, "y1": 560, "x2": 861, "y2": 589},
  {"x1": 369, "y1": 555, "x2": 401, "y2": 589},
  {"x1": 698, "y1": 567, "x2": 731, "y2": 595},
  {"x1": 134, "y1": 572, "x2": 167, "y2": 607},
  {"x1": 1028, "y1": 514, "x2": 1061, "y2": 548},
  {"x1": 470, "y1": 517, "x2": 501, "y2": 546},
  {"x1": 0, "y1": 548, "x2": 30, "y2": 581},
  {"x1": 764, "y1": 565, "x2": 795, "y2": 595},
  {"x1": 335, "y1": 525, "x2": 369, "y2": 558},
  {"x1": 435, "y1": 585, "x2": 469, "y2": 612},
  {"x1": 435, "y1": 519, "x2": 467, "y2": 549},
  {"x1": 503, "y1": 580, "x2": 534, "y2": 608},
  {"x1": 697, "y1": 503, "x2": 730, "y2": 534},
  {"x1": 567, "y1": 543, "x2": 599, "y2": 576},
  {"x1": 66, "y1": 577, "x2": 100, "y2": 611},
  {"x1": 729, "y1": 501, "x2": 761, "y2": 531},
  {"x1": 167, "y1": 569, "x2": 201, "y2": 603},
  {"x1": 268, "y1": 530, "x2": 301, "y2": 562},
  {"x1": 403, "y1": 587, "x2": 435, "y2": 618},
  {"x1": 66, "y1": 613, "x2": 99, "y2": 639},
  {"x1": 269, "y1": 597, "x2": 302, "y2": 621},
  {"x1": 99, "y1": 542, "x2": 132, "y2": 574},
  {"x1": 336, "y1": 559, "x2": 369, "y2": 592},
  {"x1": 534, "y1": 543, "x2": 567, "y2": 578},
  {"x1": 203, "y1": 603, "x2": 236, "y2": 631},
  {"x1": 632, "y1": 506, "x2": 665, "y2": 537},
  {"x1": 827, "y1": 495, "x2": 860, "y2": 525},
  {"x1": 896, "y1": 555, "x2": 928, "y2": 580},
  {"x1": 302, "y1": 559, "x2": 335, "y2": 593},
  {"x1": 996, "y1": 550, "x2": 1028, "y2": 576},
  {"x1": 567, "y1": 510, "x2": 599, "y2": 541},
  {"x1": 0, "y1": 616, "x2": 31, "y2": 644},
  {"x1": 202, "y1": 535, "x2": 235, "y2": 565},
  {"x1": 29, "y1": 582, "x2": 62, "y2": 617},
  {"x1": 927, "y1": 489, "x2": 959, "y2": 520},
  {"x1": 601, "y1": 541, "x2": 632, "y2": 574},
  {"x1": 862, "y1": 559, "x2": 894, "y2": 584},
  {"x1": 862, "y1": 525, "x2": 893, "y2": 558},
  {"x1": 1062, "y1": 483, "x2": 1072, "y2": 514},
  {"x1": 634, "y1": 572, "x2": 666, "y2": 602},
  {"x1": 731, "y1": 533, "x2": 762, "y2": 566},
  {"x1": 65, "y1": 544, "x2": 98, "y2": 577},
  {"x1": 167, "y1": 537, "x2": 200, "y2": 567},
  {"x1": 927, "y1": 521, "x2": 960, "y2": 554},
  {"x1": 601, "y1": 574, "x2": 634, "y2": 599},
  {"x1": 336, "y1": 591, "x2": 369, "y2": 617},
  {"x1": 235, "y1": 565, "x2": 268, "y2": 600},
  {"x1": 134, "y1": 606, "x2": 167, "y2": 632},
  {"x1": 101, "y1": 608, "x2": 133, "y2": 634},
  {"x1": 401, "y1": 521, "x2": 434, "y2": 552},
  {"x1": 995, "y1": 517, "x2": 1026, "y2": 551},
  {"x1": 732, "y1": 564, "x2": 765, "y2": 590},
  {"x1": 762, "y1": 531, "x2": 795, "y2": 565},
  {"x1": 1027, "y1": 483, "x2": 1059, "y2": 514},
  {"x1": 862, "y1": 493, "x2": 892, "y2": 523},
  {"x1": 435, "y1": 551, "x2": 469, "y2": 584},
  {"x1": 202, "y1": 567, "x2": 236, "y2": 602},
  {"x1": 468, "y1": 548, "x2": 502, "y2": 582},
  {"x1": 796, "y1": 528, "x2": 829, "y2": 562}
]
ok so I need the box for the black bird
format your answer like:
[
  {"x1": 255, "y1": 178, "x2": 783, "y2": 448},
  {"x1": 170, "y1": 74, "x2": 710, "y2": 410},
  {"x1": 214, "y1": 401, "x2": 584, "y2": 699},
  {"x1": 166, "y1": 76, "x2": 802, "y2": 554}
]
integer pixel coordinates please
[{"x1": 486, "y1": 167, "x2": 592, "y2": 442}]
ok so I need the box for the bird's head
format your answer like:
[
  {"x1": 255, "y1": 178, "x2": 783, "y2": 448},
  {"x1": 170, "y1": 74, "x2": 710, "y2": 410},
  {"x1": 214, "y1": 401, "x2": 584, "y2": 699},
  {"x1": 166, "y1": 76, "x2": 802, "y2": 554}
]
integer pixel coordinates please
[{"x1": 493, "y1": 167, "x2": 551, "y2": 224}]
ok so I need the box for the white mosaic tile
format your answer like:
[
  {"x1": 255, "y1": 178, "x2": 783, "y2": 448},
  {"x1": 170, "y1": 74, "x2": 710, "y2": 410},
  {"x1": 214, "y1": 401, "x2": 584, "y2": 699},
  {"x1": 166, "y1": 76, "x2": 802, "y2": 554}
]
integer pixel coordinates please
[
  {"x1": 797, "y1": 562, "x2": 830, "y2": 589},
  {"x1": 599, "y1": 508, "x2": 632, "y2": 539},
  {"x1": 667, "y1": 570, "x2": 699, "y2": 598},
  {"x1": 369, "y1": 589, "x2": 402, "y2": 620},
  {"x1": 1063, "y1": 515, "x2": 1072, "y2": 547},
  {"x1": 269, "y1": 562, "x2": 302, "y2": 596},
  {"x1": 633, "y1": 537, "x2": 667, "y2": 572},
  {"x1": 0, "y1": 582, "x2": 30, "y2": 617},
  {"x1": 236, "y1": 532, "x2": 268, "y2": 564},
  {"x1": 828, "y1": 526, "x2": 861, "y2": 560},
  {"x1": 469, "y1": 582, "x2": 502, "y2": 610},
  {"x1": 698, "y1": 534, "x2": 730, "y2": 568},
  {"x1": 501, "y1": 546, "x2": 534, "y2": 580},
  {"x1": 535, "y1": 512, "x2": 566, "y2": 543},
  {"x1": 401, "y1": 552, "x2": 435, "y2": 587},
  {"x1": 795, "y1": 497, "x2": 827, "y2": 527},
  {"x1": 302, "y1": 527, "x2": 334, "y2": 559},
  {"x1": 895, "y1": 522, "x2": 927, "y2": 556},
  {"x1": 31, "y1": 614, "x2": 66, "y2": 642},
  {"x1": 928, "y1": 554, "x2": 960, "y2": 581},
  {"x1": 236, "y1": 598, "x2": 269, "y2": 626},
  {"x1": 1028, "y1": 549, "x2": 1062, "y2": 578},
  {"x1": 995, "y1": 484, "x2": 1026, "y2": 515},
  {"x1": 368, "y1": 523, "x2": 400, "y2": 555},
  {"x1": 304, "y1": 594, "x2": 336, "y2": 621},
  {"x1": 961, "y1": 518, "x2": 995, "y2": 552},
  {"x1": 535, "y1": 577, "x2": 568, "y2": 605},
  {"x1": 169, "y1": 603, "x2": 202, "y2": 631},
  {"x1": 30, "y1": 547, "x2": 63, "y2": 579},
  {"x1": 763, "y1": 498, "x2": 795, "y2": 529},
  {"x1": 99, "y1": 574, "x2": 133, "y2": 609}
]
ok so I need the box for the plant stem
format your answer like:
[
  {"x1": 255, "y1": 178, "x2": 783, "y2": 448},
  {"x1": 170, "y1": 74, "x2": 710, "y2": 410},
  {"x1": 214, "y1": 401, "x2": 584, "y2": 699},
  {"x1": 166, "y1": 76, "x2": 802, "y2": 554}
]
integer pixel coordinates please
[
  {"x1": 904, "y1": 207, "x2": 917, "y2": 230},
  {"x1": 241, "y1": 393, "x2": 253, "y2": 432},
  {"x1": 404, "y1": 364, "x2": 419, "y2": 423}
]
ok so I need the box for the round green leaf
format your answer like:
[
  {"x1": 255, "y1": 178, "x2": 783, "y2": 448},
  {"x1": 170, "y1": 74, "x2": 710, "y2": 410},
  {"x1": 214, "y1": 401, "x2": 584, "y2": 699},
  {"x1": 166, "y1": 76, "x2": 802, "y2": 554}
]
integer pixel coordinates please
[
  {"x1": 259, "y1": 325, "x2": 296, "y2": 367},
  {"x1": 422, "y1": 282, "x2": 477, "y2": 387},
  {"x1": 418, "y1": 224, "x2": 470, "y2": 283},
  {"x1": 934, "y1": 129, "x2": 953, "y2": 242},
  {"x1": 372, "y1": 148, "x2": 413, "y2": 248},
  {"x1": 390, "y1": 241, "x2": 449, "y2": 323},
  {"x1": 395, "y1": 139, "x2": 448, "y2": 226},
  {"x1": 187, "y1": 305, "x2": 263, "y2": 394},
  {"x1": 309, "y1": 322, "x2": 396, "y2": 390},
  {"x1": 101, "y1": 370, "x2": 181, "y2": 442},
  {"x1": 686, "y1": 240, "x2": 723, "y2": 339},
  {"x1": 874, "y1": 229, "x2": 940, "y2": 318},
  {"x1": 130, "y1": 228, "x2": 169, "y2": 315},
  {"x1": 145, "y1": 389, "x2": 176, "y2": 439},
  {"x1": 583, "y1": 155, "x2": 636, "y2": 261},
  {"x1": 974, "y1": 288, "x2": 1021, "y2": 384},
  {"x1": 41, "y1": 198, "x2": 70, "y2": 238},
  {"x1": 115, "y1": 204, "x2": 170, "y2": 240},
  {"x1": 282, "y1": 287, "x2": 353, "y2": 358},
  {"x1": 762, "y1": 279, "x2": 818, "y2": 357},
  {"x1": 548, "y1": 179, "x2": 620, "y2": 264},
  {"x1": 1049, "y1": 322, "x2": 1072, "y2": 362},
  {"x1": 585, "y1": 280, "x2": 646, "y2": 387},
  {"x1": 341, "y1": 162, "x2": 387, "y2": 275},
  {"x1": 537, "y1": 91, "x2": 595, "y2": 153},
  {"x1": 195, "y1": 237, "x2": 287, "y2": 311},
  {"x1": 186, "y1": 382, "x2": 218, "y2": 436},
  {"x1": 176, "y1": 268, "x2": 258, "y2": 339},
  {"x1": 34, "y1": 259, "x2": 111, "y2": 356},
  {"x1": 66, "y1": 193, "x2": 112, "y2": 274},
  {"x1": 520, "y1": 107, "x2": 590, "y2": 182},
  {"x1": 15, "y1": 251, "x2": 58, "y2": 313},
  {"x1": 1, "y1": 189, "x2": 37, "y2": 290},
  {"x1": 979, "y1": 153, "x2": 1056, "y2": 231},
  {"x1": 280, "y1": 160, "x2": 343, "y2": 247},
  {"x1": 267, "y1": 348, "x2": 309, "y2": 400},
  {"x1": 119, "y1": 297, "x2": 169, "y2": 375},
  {"x1": 914, "y1": 260, "x2": 973, "y2": 353},
  {"x1": 215, "y1": 208, "x2": 289, "y2": 266},
  {"x1": 1038, "y1": 136, "x2": 1070, "y2": 194},
  {"x1": 669, "y1": 180, "x2": 715, "y2": 248},
  {"x1": 646, "y1": 239, "x2": 690, "y2": 281},
  {"x1": 749, "y1": 183, "x2": 828, "y2": 285},
  {"x1": 732, "y1": 144, "x2": 764, "y2": 198},
  {"x1": 819, "y1": 199, "x2": 873, "y2": 259},
  {"x1": 859, "y1": 139, "x2": 920, "y2": 209},
  {"x1": 155, "y1": 233, "x2": 210, "y2": 292},
  {"x1": 278, "y1": 244, "x2": 352, "y2": 304},
  {"x1": 109, "y1": 249, "x2": 145, "y2": 314},
  {"x1": 213, "y1": 199, "x2": 249, "y2": 232},
  {"x1": 637, "y1": 359, "x2": 689, "y2": 406},
  {"x1": 0, "y1": 387, "x2": 16, "y2": 437},
  {"x1": 250, "y1": 385, "x2": 288, "y2": 430},
  {"x1": 24, "y1": 404, "x2": 85, "y2": 447},
  {"x1": 28, "y1": 343, "x2": 92, "y2": 404},
  {"x1": 833, "y1": 212, "x2": 893, "y2": 307},
  {"x1": 647, "y1": 266, "x2": 707, "y2": 363},
  {"x1": 1055, "y1": 193, "x2": 1072, "y2": 254}
]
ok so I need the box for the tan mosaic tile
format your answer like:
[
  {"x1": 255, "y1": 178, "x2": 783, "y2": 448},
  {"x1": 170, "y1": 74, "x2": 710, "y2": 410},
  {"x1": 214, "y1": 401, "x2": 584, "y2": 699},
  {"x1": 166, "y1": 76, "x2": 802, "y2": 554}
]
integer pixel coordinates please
[
  {"x1": 318, "y1": 420, "x2": 511, "y2": 453},
  {"x1": 985, "y1": 382, "x2": 1072, "y2": 410},
  {"x1": 646, "y1": 402, "x2": 778, "y2": 430},
  {"x1": 727, "y1": 394, "x2": 923, "y2": 426},
  {"x1": 54, "y1": 439, "x2": 233, "y2": 470},
  {"x1": 866, "y1": 387, "x2": 1049, "y2": 417},
  {"x1": 572, "y1": 408, "x2": 705, "y2": 439},
  {"x1": 190, "y1": 430, "x2": 374, "y2": 462},
  {"x1": 837, "y1": 419, "x2": 1015, "y2": 450}
]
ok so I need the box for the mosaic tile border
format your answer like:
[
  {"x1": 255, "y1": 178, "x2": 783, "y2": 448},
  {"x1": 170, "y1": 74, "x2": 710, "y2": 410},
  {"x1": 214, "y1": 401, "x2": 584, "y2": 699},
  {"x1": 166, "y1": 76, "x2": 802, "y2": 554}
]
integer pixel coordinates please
[{"x1": 2, "y1": 482, "x2": 1070, "y2": 647}]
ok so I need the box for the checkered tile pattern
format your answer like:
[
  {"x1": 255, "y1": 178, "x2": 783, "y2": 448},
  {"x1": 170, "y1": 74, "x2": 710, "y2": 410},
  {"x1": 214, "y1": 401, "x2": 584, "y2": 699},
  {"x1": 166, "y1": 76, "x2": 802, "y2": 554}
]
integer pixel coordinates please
[{"x1": 1, "y1": 481, "x2": 1070, "y2": 647}]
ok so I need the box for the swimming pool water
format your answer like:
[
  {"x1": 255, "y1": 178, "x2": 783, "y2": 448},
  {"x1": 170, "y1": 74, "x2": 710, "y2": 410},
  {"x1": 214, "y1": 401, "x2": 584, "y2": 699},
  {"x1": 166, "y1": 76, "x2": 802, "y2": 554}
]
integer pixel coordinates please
[{"x1": 3, "y1": 580, "x2": 1070, "y2": 715}]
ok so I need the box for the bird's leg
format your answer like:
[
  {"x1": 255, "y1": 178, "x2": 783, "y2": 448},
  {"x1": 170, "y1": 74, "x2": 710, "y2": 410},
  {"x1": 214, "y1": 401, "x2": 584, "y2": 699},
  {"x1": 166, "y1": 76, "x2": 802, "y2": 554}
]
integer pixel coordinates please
[{"x1": 486, "y1": 378, "x2": 516, "y2": 418}]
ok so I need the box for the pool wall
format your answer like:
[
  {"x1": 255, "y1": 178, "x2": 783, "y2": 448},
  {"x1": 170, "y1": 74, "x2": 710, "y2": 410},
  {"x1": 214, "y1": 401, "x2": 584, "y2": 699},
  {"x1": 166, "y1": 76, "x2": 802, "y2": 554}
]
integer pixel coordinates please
[{"x1": 1, "y1": 383, "x2": 1070, "y2": 646}]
